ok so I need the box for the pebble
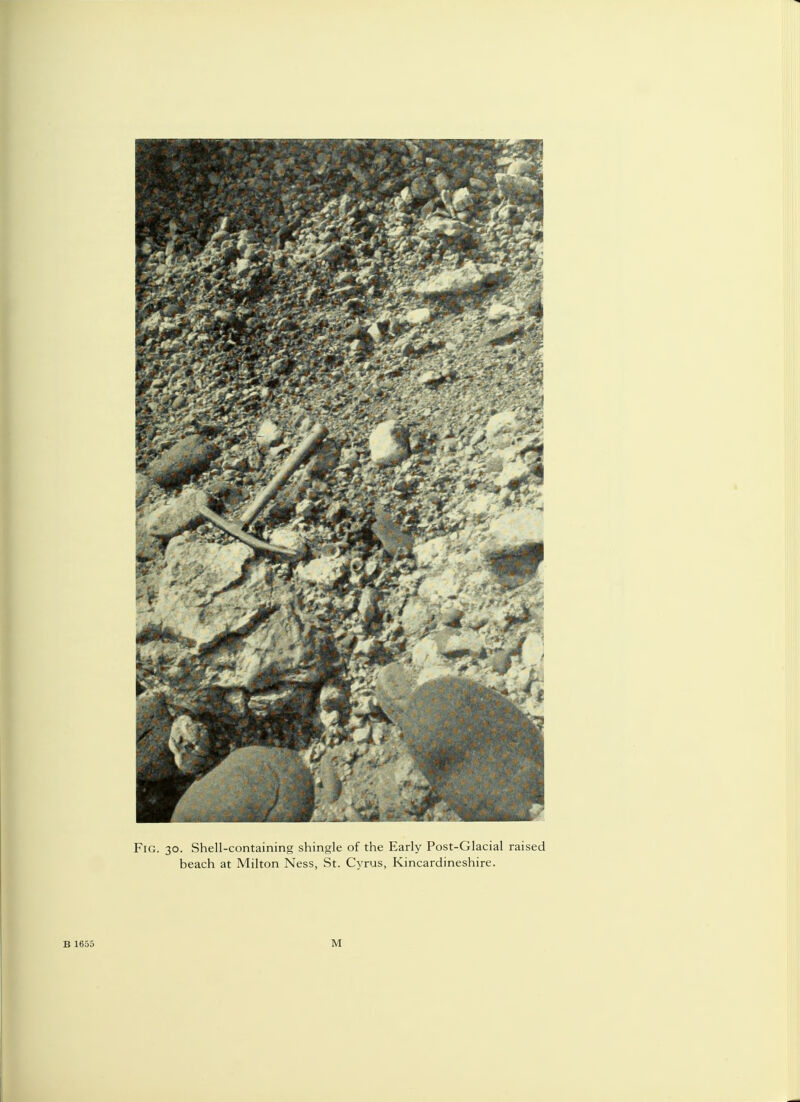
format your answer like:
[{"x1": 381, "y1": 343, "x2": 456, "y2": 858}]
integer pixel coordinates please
[
  {"x1": 318, "y1": 752, "x2": 342, "y2": 802},
  {"x1": 406, "y1": 308, "x2": 432, "y2": 326},
  {"x1": 521, "y1": 631, "x2": 544, "y2": 669},
  {"x1": 256, "y1": 418, "x2": 283, "y2": 452},
  {"x1": 485, "y1": 410, "x2": 519, "y2": 443},
  {"x1": 168, "y1": 715, "x2": 213, "y2": 775},
  {"x1": 489, "y1": 648, "x2": 513, "y2": 674},
  {"x1": 358, "y1": 586, "x2": 380, "y2": 624}
]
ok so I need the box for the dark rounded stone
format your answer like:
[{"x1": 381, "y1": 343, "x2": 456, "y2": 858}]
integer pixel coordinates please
[
  {"x1": 148, "y1": 434, "x2": 220, "y2": 488},
  {"x1": 171, "y1": 746, "x2": 315, "y2": 822},
  {"x1": 136, "y1": 692, "x2": 177, "y2": 782},
  {"x1": 399, "y1": 676, "x2": 543, "y2": 821}
]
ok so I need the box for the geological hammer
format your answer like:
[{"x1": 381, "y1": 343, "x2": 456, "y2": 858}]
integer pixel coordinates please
[{"x1": 197, "y1": 422, "x2": 327, "y2": 557}]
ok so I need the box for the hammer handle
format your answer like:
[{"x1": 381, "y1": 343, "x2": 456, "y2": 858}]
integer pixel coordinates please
[{"x1": 240, "y1": 422, "x2": 327, "y2": 526}]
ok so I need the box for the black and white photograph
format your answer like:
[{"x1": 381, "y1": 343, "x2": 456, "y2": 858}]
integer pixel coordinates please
[{"x1": 135, "y1": 138, "x2": 544, "y2": 823}]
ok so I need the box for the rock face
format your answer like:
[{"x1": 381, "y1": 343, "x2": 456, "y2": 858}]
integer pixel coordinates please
[
  {"x1": 399, "y1": 676, "x2": 543, "y2": 821},
  {"x1": 136, "y1": 534, "x2": 336, "y2": 743},
  {"x1": 171, "y1": 746, "x2": 315, "y2": 822},
  {"x1": 148, "y1": 435, "x2": 220, "y2": 488}
]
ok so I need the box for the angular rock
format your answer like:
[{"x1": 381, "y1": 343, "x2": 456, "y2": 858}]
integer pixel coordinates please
[
  {"x1": 171, "y1": 747, "x2": 315, "y2": 822},
  {"x1": 266, "y1": 526, "x2": 307, "y2": 558},
  {"x1": 413, "y1": 262, "x2": 505, "y2": 297},
  {"x1": 483, "y1": 507, "x2": 543, "y2": 558},
  {"x1": 296, "y1": 555, "x2": 346, "y2": 589},
  {"x1": 482, "y1": 318, "x2": 524, "y2": 346},
  {"x1": 521, "y1": 631, "x2": 544, "y2": 670},
  {"x1": 148, "y1": 435, "x2": 219, "y2": 488},
  {"x1": 434, "y1": 628, "x2": 485, "y2": 658},
  {"x1": 374, "y1": 661, "x2": 418, "y2": 725},
  {"x1": 451, "y1": 187, "x2": 472, "y2": 211},
  {"x1": 402, "y1": 596, "x2": 435, "y2": 638},
  {"x1": 256, "y1": 418, "x2": 283, "y2": 452},
  {"x1": 506, "y1": 159, "x2": 537, "y2": 177},
  {"x1": 487, "y1": 301, "x2": 519, "y2": 321},
  {"x1": 495, "y1": 459, "x2": 529, "y2": 489},
  {"x1": 485, "y1": 410, "x2": 519, "y2": 443},
  {"x1": 369, "y1": 420, "x2": 409, "y2": 467},
  {"x1": 136, "y1": 535, "x2": 335, "y2": 736},
  {"x1": 372, "y1": 505, "x2": 414, "y2": 556},
  {"x1": 495, "y1": 173, "x2": 540, "y2": 200},
  {"x1": 146, "y1": 489, "x2": 209, "y2": 539},
  {"x1": 406, "y1": 307, "x2": 432, "y2": 326},
  {"x1": 399, "y1": 676, "x2": 543, "y2": 821},
  {"x1": 136, "y1": 473, "x2": 151, "y2": 506},
  {"x1": 358, "y1": 586, "x2": 379, "y2": 624},
  {"x1": 421, "y1": 215, "x2": 471, "y2": 241}
]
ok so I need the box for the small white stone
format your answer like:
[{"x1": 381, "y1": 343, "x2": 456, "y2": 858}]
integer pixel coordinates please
[
  {"x1": 406, "y1": 307, "x2": 432, "y2": 326},
  {"x1": 352, "y1": 724, "x2": 372, "y2": 745},
  {"x1": 451, "y1": 187, "x2": 472, "y2": 211},
  {"x1": 521, "y1": 631, "x2": 544, "y2": 669},
  {"x1": 411, "y1": 637, "x2": 443, "y2": 669},
  {"x1": 267, "y1": 526, "x2": 307, "y2": 557},
  {"x1": 485, "y1": 410, "x2": 519, "y2": 443},
  {"x1": 487, "y1": 301, "x2": 519, "y2": 321},
  {"x1": 255, "y1": 419, "x2": 283, "y2": 452},
  {"x1": 369, "y1": 420, "x2": 409, "y2": 467},
  {"x1": 296, "y1": 556, "x2": 346, "y2": 589},
  {"x1": 319, "y1": 683, "x2": 347, "y2": 712}
]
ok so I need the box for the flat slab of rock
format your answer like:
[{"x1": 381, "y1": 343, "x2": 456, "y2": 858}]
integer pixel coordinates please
[
  {"x1": 413, "y1": 262, "x2": 505, "y2": 297},
  {"x1": 146, "y1": 489, "x2": 209, "y2": 539},
  {"x1": 399, "y1": 676, "x2": 543, "y2": 821},
  {"x1": 481, "y1": 318, "x2": 524, "y2": 346},
  {"x1": 495, "y1": 173, "x2": 540, "y2": 201},
  {"x1": 171, "y1": 747, "x2": 314, "y2": 822},
  {"x1": 372, "y1": 505, "x2": 414, "y2": 556},
  {"x1": 148, "y1": 435, "x2": 219, "y2": 488},
  {"x1": 148, "y1": 536, "x2": 270, "y2": 651},
  {"x1": 482, "y1": 507, "x2": 544, "y2": 559}
]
